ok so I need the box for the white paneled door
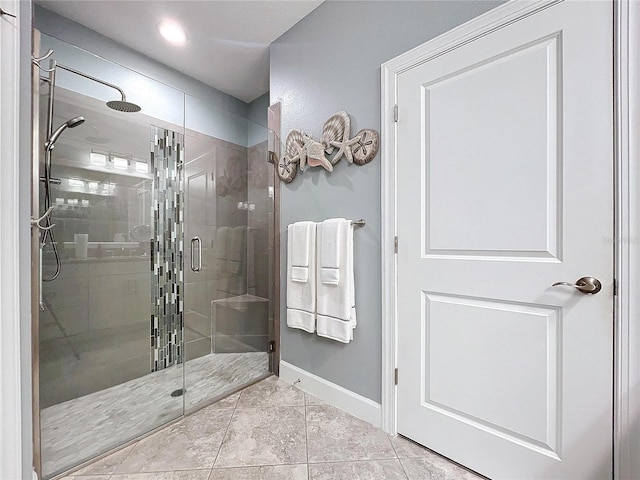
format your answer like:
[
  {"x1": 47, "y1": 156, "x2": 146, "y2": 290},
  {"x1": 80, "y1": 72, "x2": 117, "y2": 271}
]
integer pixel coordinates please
[{"x1": 395, "y1": 1, "x2": 613, "y2": 479}]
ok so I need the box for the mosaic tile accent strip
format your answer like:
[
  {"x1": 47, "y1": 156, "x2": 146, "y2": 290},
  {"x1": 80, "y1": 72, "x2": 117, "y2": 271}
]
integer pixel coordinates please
[{"x1": 151, "y1": 127, "x2": 184, "y2": 371}]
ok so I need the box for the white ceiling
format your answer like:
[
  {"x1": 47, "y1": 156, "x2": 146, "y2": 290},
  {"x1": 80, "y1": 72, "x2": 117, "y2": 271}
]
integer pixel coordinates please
[{"x1": 36, "y1": 0, "x2": 323, "y2": 103}]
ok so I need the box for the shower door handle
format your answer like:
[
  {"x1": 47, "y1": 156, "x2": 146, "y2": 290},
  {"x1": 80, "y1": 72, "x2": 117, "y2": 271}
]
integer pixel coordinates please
[{"x1": 191, "y1": 236, "x2": 202, "y2": 272}]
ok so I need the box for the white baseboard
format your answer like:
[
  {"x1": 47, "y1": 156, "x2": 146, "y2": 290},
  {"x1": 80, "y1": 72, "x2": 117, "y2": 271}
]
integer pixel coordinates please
[{"x1": 279, "y1": 361, "x2": 382, "y2": 429}]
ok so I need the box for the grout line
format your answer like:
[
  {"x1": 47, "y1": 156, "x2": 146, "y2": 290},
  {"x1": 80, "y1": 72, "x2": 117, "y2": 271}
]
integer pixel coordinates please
[
  {"x1": 304, "y1": 387, "x2": 311, "y2": 479},
  {"x1": 210, "y1": 390, "x2": 239, "y2": 471},
  {"x1": 306, "y1": 455, "x2": 404, "y2": 465},
  {"x1": 232, "y1": 403, "x2": 305, "y2": 410},
  {"x1": 115, "y1": 441, "x2": 138, "y2": 470},
  {"x1": 205, "y1": 462, "x2": 309, "y2": 469},
  {"x1": 304, "y1": 400, "x2": 311, "y2": 480},
  {"x1": 394, "y1": 452, "x2": 412, "y2": 480},
  {"x1": 387, "y1": 434, "x2": 400, "y2": 460}
]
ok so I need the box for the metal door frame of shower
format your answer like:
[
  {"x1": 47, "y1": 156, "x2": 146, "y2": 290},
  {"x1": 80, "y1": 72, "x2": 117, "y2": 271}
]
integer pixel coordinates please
[
  {"x1": 270, "y1": 102, "x2": 282, "y2": 377},
  {"x1": 30, "y1": 28, "x2": 43, "y2": 479}
]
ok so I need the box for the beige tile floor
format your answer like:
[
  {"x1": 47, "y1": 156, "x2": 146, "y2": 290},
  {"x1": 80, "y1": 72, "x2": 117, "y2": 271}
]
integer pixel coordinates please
[{"x1": 60, "y1": 376, "x2": 483, "y2": 480}]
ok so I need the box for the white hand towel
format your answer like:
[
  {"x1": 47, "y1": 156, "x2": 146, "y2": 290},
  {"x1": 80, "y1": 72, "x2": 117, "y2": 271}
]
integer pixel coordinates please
[
  {"x1": 287, "y1": 221, "x2": 317, "y2": 332},
  {"x1": 320, "y1": 218, "x2": 343, "y2": 285},
  {"x1": 290, "y1": 221, "x2": 314, "y2": 283},
  {"x1": 316, "y1": 219, "x2": 356, "y2": 343}
]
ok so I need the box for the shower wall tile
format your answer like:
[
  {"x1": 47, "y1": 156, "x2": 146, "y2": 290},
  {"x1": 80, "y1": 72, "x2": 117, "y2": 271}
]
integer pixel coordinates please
[
  {"x1": 151, "y1": 127, "x2": 184, "y2": 371},
  {"x1": 213, "y1": 334, "x2": 268, "y2": 354},
  {"x1": 184, "y1": 280, "x2": 214, "y2": 319},
  {"x1": 98, "y1": 260, "x2": 149, "y2": 276},
  {"x1": 40, "y1": 315, "x2": 152, "y2": 407},
  {"x1": 213, "y1": 302, "x2": 268, "y2": 336},
  {"x1": 185, "y1": 337, "x2": 212, "y2": 361},
  {"x1": 185, "y1": 327, "x2": 209, "y2": 344},
  {"x1": 109, "y1": 354, "x2": 151, "y2": 387},
  {"x1": 40, "y1": 363, "x2": 112, "y2": 407},
  {"x1": 88, "y1": 272, "x2": 151, "y2": 331},
  {"x1": 244, "y1": 313, "x2": 269, "y2": 336},
  {"x1": 184, "y1": 311, "x2": 210, "y2": 341},
  {"x1": 43, "y1": 277, "x2": 88, "y2": 307},
  {"x1": 215, "y1": 311, "x2": 244, "y2": 336},
  {"x1": 40, "y1": 305, "x2": 89, "y2": 340}
]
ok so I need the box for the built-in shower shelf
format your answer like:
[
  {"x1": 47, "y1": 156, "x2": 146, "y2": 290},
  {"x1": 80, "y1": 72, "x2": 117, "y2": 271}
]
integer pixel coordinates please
[{"x1": 212, "y1": 294, "x2": 269, "y2": 311}]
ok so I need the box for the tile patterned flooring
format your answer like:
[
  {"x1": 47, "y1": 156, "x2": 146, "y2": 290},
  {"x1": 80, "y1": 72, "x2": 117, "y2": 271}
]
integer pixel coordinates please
[
  {"x1": 44, "y1": 352, "x2": 269, "y2": 477},
  {"x1": 60, "y1": 376, "x2": 482, "y2": 480}
]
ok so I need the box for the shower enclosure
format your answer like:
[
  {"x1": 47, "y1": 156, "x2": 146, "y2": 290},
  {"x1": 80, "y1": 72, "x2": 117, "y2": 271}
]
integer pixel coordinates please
[{"x1": 33, "y1": 33, "x2": 276, "y2": 479}]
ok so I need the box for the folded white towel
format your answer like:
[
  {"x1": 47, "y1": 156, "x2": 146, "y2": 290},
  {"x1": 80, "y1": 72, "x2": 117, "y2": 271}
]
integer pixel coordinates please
[
  {"x1": 320, "y1": 218, "x2": 343, "y2": 285},
  {"x1": 291, "y1": 266, "x2": 309, "y2": 283},
  {"x1": 316, "y1": 219, "x2": 356, "y2": 343},
  {"x1": 287, "y1": 221, "x2": 317, "y2": 332},
  {"x1": 289, "y1": 221, "x2": 314, "y2": 284}
]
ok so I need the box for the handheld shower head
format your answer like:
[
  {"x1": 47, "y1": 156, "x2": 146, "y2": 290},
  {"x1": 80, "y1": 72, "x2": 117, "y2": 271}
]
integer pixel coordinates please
[{"x1": 45, "y1": 116, "x2": 85, "y2": 150}]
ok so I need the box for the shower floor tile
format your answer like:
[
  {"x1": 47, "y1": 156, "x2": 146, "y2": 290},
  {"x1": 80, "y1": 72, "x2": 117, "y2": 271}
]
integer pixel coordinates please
[
  {"x1": 60, "y1": 376, "x2": 484, "y2": 480},
  {"x1": 43, "y1": 352, "x2": 268, "y2": 478}
]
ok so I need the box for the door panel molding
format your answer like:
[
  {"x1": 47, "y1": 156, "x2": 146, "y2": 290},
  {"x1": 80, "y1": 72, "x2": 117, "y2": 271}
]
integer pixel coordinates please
[
  {"x1": 381, "y1": 0, "x2": 564, "y2": 438},
  {"x1": 381, "y1": 0, "x2": 639, "y2": 478}
]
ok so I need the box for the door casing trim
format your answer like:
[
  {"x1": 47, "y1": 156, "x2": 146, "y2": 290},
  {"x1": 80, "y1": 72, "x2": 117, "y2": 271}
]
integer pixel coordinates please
[{"x1": 380, "y1": 1, "x2": 639, "y2": 478}]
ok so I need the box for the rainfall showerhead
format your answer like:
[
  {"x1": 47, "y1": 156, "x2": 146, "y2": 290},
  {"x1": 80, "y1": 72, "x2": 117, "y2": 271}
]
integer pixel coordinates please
[
  {"x1": 45, "y1": 116, "x2": 85, "y2": 150},
  {"x1": 107, "y1": 99, "x2": 141, "y2": 113},
  {"x1": 57, "y1": 63, "x2": 142, "y2": 114}
]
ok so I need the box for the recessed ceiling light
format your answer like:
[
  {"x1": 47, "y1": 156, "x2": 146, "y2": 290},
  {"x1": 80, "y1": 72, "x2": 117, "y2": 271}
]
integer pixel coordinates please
[{"x1": 158, "y1": 20, "x2": 187, "y2": 45}]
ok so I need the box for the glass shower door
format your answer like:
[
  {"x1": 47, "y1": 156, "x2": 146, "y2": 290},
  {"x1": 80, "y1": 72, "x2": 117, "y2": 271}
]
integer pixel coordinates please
[
  {"x1": 38, "y1": 88, "x2": 185, "y2": 478},
  {"x1": 182, "y1": 119, "x2": 272, "y2": 412}
]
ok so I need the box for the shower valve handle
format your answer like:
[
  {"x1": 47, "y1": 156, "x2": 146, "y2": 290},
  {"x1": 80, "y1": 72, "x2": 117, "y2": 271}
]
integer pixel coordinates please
[{"x1": 39, "y1": 176, "x2": 61, "y2": 185}]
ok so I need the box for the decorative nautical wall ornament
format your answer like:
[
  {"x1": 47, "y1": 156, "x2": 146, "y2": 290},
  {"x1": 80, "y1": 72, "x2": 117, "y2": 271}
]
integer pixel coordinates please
[{"x1": 276, "y1": 111, "x2": 379, "y2": 183}]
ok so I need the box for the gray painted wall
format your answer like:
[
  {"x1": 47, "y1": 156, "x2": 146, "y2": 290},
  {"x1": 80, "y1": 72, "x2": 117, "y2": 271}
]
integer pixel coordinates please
[
  {"x1": 271, "y1": 0, "x2": 503, "y2": 403},
  {"x1": 247, "y1": 93, "x2": 270, "y2": 147},
  {"x1": 248, "y1": 93, "x2": 269, "y2": 128}
]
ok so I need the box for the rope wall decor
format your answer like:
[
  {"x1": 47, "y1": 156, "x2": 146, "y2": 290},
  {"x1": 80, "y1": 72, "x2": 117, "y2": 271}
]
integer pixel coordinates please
[{"x1": 276, "y1": 111, "x2": 379, "y2": 183}]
